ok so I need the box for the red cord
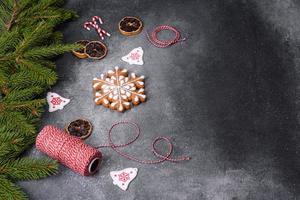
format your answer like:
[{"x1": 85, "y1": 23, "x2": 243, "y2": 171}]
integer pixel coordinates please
[
  {"x1": 96, "y1": 121, "x2": 191, "y2": 164},
  {"x1": 146, "y1": 25, "x2": 186, "y2": 48}
]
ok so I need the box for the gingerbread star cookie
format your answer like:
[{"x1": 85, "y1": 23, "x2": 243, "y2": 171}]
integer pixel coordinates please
[{"x1": 92, "y1": 67, "x2": 146, "y2": 112}]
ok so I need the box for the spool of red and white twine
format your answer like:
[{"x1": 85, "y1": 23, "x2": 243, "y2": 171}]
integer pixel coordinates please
[
  {"x1": 83, "y1": 16, "x2": 111, "y2": 40},
  {"x1": 146, "y1": 25, "x2": 186, "y2": 48},
  {"x1": 36, "y1": 121, "x2": 190, "y2": 176}
]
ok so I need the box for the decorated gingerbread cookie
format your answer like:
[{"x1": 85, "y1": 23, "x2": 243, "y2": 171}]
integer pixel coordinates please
[
  {"x1": 92, "y1": 67, "x2": 146, "y2": 112},
  {"x1": 122, "y1": 47, "x2": 144, "y2": 65},
  {"x1": 110, "y1": 168, "x2": 138, "y2": 191},
  {"x1": 47, "y1": 92, "x2": 70, "y2": 112}
]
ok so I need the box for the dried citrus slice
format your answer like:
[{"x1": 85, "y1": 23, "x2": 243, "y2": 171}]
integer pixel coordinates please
[
  {"x1": 119, "y1": 16, "x2": 143, "y2": 36},
  {"x1": 72, "y1": 40, "x2": 90, "y2": 58},
  {"x1": 85, "y1": 41, "x2": 108, "y2": 60},
  {"x1": 65, "y1": 119, "x2": 93, "y2": 139}
]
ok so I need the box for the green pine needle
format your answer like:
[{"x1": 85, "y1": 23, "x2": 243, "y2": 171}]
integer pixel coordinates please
[
  {"x1": 1, "y1": 158, "x2": 58, "y2": 181},
  {"x1": 0, "y1": 176, "x2": 28, "y2": 200}
]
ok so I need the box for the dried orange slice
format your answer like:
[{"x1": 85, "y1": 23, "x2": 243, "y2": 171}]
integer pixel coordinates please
[
  {"x1": 72, "y1": 40, "x2": 90, "y2": 58},
  {"x1": 119, "y1": 16, "x2": 143, "y2": 36},
  {"x1": 65, "y1": 119, "x2": 93, "y2": 140},
  {"x1": 85, "y1": 41, "x2": 108, "y2": 60}
]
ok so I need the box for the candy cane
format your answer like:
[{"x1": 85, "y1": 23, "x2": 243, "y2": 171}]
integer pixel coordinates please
[{"x1": 83, "y1": 16, "x2": 110, "y2": 40}]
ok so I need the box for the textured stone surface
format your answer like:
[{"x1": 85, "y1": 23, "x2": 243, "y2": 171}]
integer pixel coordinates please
[{"x1": 20, "y1": 0, "x2": 300, "y2": 199}]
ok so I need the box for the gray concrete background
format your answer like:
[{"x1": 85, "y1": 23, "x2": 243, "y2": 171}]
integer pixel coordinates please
[{"x1": 20, "y1": 0, "x2": 300, "y2": 199}]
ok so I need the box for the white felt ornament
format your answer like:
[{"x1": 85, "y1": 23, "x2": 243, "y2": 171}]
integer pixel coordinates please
[
  {"x1": 122, "y1": 47, "x2": 144, "y2": 65},
  {"x1": 110, "y1": 168, "x2": 138, "y2": 191},
  {"x1": 46, "y1": 92, "x2": 70, "y2": 112}
]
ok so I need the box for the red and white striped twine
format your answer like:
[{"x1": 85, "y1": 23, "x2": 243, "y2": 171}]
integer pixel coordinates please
[
  {"x1": 84, "y1": 16, "x2": 111, "y2": 40},
  {"x1": 95, "y1": 121, "x2": 191, "y2": 164},
  {"x1": 146, "y1": 25, "x2": 186, "y2": 48}
]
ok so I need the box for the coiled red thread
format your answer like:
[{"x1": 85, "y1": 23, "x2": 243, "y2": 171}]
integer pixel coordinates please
[
  {"x1": 146, "y1": 25, "x2": 186, "y2": 48},
  {"x1": 96, "y1": 121, "x2": 191, "y2": 164}
]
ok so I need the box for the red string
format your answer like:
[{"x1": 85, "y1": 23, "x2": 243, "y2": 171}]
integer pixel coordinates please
[
  {"x1": 95, "y1": 121, "x2": 191, "y2": 164},
  {"x1": 146, "y1": 25, "x2": 186, "y2": 48}
]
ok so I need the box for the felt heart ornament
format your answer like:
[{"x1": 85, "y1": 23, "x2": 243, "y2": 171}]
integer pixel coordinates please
[
  {"x1": 110, "y1": 168, "x2": 138, "y2": 191},
  {"x1": 47, "y1": 92, "x2": 70, "y2": 112},
  {"x1": 122, "y1": 47, "x2": 144, "y2": 65}
]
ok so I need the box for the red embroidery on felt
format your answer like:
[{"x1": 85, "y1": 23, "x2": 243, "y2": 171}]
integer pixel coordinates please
[
  {"x1": 51, "y1": 97, "x2": 62, "y2": 105},
  {"x1": 118, "y1": 172, "x2": 130, "y2": 182},
  {"x1": 129, "y1": 52, "x2": 140, "y2": 60}
]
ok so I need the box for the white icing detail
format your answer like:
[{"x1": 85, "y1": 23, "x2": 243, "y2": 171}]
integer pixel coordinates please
[
  {"x1": 93, "y1": 83, "x2": 100, "y2": 88},
  {"x1": 118, "y1": 104, "x2": 123, "y2": 111},
  {"x1": 137, "y1": 81, "x2": 144, "y2": 85},
  {"x1": 134, "y1": 96, "x2": 139, "y2": 102},
  {"x1": 123, "y1": 102, "x2": 130, "y2": 106},
  {"x1": 103, "y1": 99, "x2": 109, "y2": 104}
]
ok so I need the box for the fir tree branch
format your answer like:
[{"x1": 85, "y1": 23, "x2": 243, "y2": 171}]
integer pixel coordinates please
[
  {"x1": 0, "y1": 176, "x2": 27, "y2": 200},
  {"x1": 17, "y1": 59, "x2": 58, "y2": 85},
  {"x1": 1, "y1": 99, "x2": 46, "y2": 112},
  {"x1": 3, "y1": 86, "x2": 44, "y2": 102},
  {"x1": 5, "y1": 0, "x2": 18, "y2": 31},
  {"x1": 23, "y1": 43, "x2": 80, "y2": 59},
  {"x1": 1, "y1": 158, "x2": 58, "y2": 181},
  {"x1": 0, "y1": 111, "x2": 36, "y2": 136}
]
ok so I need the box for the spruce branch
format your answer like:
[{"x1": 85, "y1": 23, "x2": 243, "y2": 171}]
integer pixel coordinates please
[
  {"x1": 3, "y1": 86, "x2": 44, "y2": 102},
  {"x1": 23, "y1": 43, "x2": 80, "y2": 59},
  {"x1": 1, "y1": 158, "x2": 58, "y2": 181},
  {"x1": 0, "y1": 0, "x2": 78, "y2": 198},
  {"x1": 0, "y1": 176, "x2": 27, "y2": 200},
  {"x1": 5, "y1": 0, "x2": 18, "y2": 31},
  {"x1": 0, "y1": 111, "x2": 36, "y2": 136},
  {"x1": 1, "y1": 99, "x2": 46, "y2": 112}
]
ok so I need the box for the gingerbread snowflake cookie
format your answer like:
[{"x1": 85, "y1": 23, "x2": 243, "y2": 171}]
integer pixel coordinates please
[{"x1": 93, "y1": 67, "x2": 146, "y2": 112}]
